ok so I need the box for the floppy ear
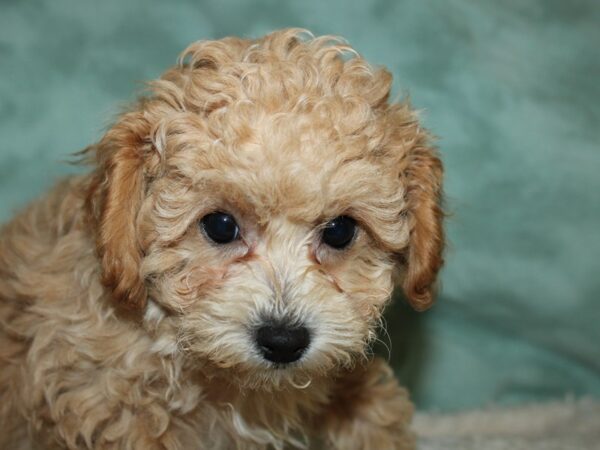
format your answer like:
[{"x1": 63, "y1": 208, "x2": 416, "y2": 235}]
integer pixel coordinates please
[
  {"x1": 85, "y1": 111, "x2": 150, "y2": 310},
  {"x1": 401, "y1": 140, "x2": 444, "y2": 311}
]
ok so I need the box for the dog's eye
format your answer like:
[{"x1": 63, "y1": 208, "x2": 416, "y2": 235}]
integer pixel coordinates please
[
  {"x1": 201, "y1": 212, "x2": 240, "y2": 244},
  {"x1": 322, "y1": 216, "x2": 357, "y2": 249}
]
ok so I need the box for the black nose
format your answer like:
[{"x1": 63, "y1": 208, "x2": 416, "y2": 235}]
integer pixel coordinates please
[{"x1": 256, "y1": 325, "x2": 310, "y2": 364}]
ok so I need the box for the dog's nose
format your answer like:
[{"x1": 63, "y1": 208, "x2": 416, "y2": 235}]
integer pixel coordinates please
[{"x1": 256, "y1": 325, "x2": 310, "y2": 364}]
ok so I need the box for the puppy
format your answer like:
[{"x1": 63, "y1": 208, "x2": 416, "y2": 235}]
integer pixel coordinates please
[{"x1": 0, "y1": 29, "x2": 444, "y2": 450}]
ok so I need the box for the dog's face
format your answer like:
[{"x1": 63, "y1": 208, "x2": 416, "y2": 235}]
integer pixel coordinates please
[{"x1": 86, "y1": 30, "x2": 443, "y2": 388}]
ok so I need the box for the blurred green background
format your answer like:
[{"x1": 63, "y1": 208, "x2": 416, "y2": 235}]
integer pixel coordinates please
[{"x1": 1, "y1": 0, "x2": 599, "y2": 412}]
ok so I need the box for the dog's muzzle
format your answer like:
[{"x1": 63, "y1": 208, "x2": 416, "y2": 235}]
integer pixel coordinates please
[{"x1": 255, "y1": 323, "x2": 310, "y2": 364}]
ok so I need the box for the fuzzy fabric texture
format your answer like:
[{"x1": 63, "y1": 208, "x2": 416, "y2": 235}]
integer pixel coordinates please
[{"x1": 415, "y1": 398, "x2": 600, "y2": 450}]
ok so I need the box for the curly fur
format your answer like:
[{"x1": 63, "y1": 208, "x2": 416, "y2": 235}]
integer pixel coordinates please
[{"x1": 0, "y1": 29, "x2": 443, "y2": 449}]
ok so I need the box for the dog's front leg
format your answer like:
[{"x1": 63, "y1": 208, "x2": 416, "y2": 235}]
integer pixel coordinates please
[{"x1": 319, "y1": 357, "x2": 415, "y2": 450}]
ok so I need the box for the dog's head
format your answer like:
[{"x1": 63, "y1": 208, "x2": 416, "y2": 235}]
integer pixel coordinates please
[{"x1": 85, "y1": 29, "x2": 443, "y2": 388}]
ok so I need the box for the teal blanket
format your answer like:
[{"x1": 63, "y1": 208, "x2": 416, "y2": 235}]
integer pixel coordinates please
[{"x1": 1, "y1": 0, "x2": 598, "y2": 411}]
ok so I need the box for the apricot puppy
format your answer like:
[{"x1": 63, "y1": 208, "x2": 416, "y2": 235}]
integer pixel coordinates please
[{"x1": 0, "y1": 29, "x2": 443, "y2": 450}]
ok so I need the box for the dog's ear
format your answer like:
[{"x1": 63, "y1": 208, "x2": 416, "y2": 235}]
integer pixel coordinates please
[
  {"x1": 85, "y1": 111, "x2": 151, "y2": 310},
  {"x1": 399, "y1": 136, "x2": 444, "y2": 311}
]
